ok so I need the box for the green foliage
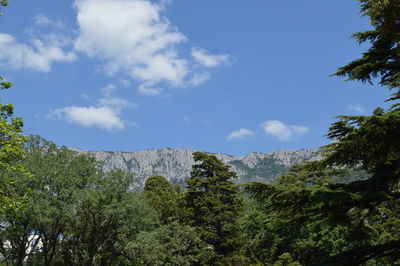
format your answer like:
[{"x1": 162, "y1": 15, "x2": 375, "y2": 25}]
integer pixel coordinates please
[
  {"x1": 62, "y1": 190, "x2": 159, "y2": 266},
  {"x1": 0, "y1": 0, "x2": 29, "y2": 219},
  {"x1": 245, "y1": 143, "x2": 400, "y2": 264},
  {"x1": 0, "y1": 136, "x2": 100, "y2": 265},
  {"x1": 0, "y1": 80, "x2": 28, "y2": 214},
  {"x1": 244, "y1": 182, "x2": 353, "y2": 264},
  {"x1": 319, "y1": 108, "x2": 400, "y2": 264},
  {"x1": 334, "y1": 0, "x2": 400, "y2": 101},
  {"x1": 276, "y1": 161, "x2": 341, "y2": 187},
  {"x1": 230, "y1": 157, "x2": 286, "y2": 183},
  {"x1": 144, "y1": 175, "x2": 181, "y2": 223},
  {"x1": 321, "y1": 40, "x2": 400, "y2": 262},
  {"x1": 272, "y1": 253, "x2": 301, "y2": 266},
  {"x1": 184, "y1": 152, "x2": 243, "y2": 262},
  {"x1": 245, "y1": 1, "x2": 400, "y2": 264},
  {"x1": 0, "y1": 1, "x2": 9, "y2": 16},
  {"x1": 124, "y1": 221, "x2": 213, "y2": 265},
  {"x1": 0, "y1": 137, "x2": 160, "y2": 265},
  {"x1": 324, "y1": 108, "x2": 400, "y2": 174},
  {"x1": 1, "y1": 1, "x2": 399, "y2": 265}
]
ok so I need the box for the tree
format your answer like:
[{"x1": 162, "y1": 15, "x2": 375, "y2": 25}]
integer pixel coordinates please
[
  {"x1": 334, "y1": 0, "x2": 400, "y2": 101},
  {"x1": 247, "y1": 0, "x2": 400, "y2": 264},
  {"x1": 322, "y1": 0, "x2": 400, "y2": 263},
  {"x1": 0, "y1": 79, "x2": 27, "y2": 216},
  {"x1": 144, "y1": 175, "x2": 181, "y2": 224},
  {"x1": 0, "y1": 0, "x2": 28, "y2": 217},
  {"x1": 0, "y1": 136, "x2": 161, "y2": 266},
  {"x1": 247, "y1": 112, "x2": 400, "y2": 264},
  {"x1": 0, "y1": 136, "x2": 100, "y2": 266},
  {"x1": 244, "y1": 163, "x2": 358, "y2": 265},
  {"x1": 0, "y1": 1, "x2": 10, "y2": 15},
  {"x1": 184, "y1": 152, "x2": 243, "y2": 263},
  {"x1": 125, "y1": 221, "x2": 213, "y2": 266},
  {"x1": 63, "y1": 170, "x2": 159, "y2": 266}
]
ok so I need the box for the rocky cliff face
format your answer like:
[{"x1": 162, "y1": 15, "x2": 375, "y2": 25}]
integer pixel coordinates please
[{"x1": 73, "y1": 148, "x2": 321, "y2": 187}]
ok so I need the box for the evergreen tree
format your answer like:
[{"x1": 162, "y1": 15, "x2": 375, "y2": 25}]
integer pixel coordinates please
[
  {"x1": 334, "y1": 0, "x2": 400, "y2": 99},
  {"x1": 248, "y1": 0, "x2": 400, "y2": 264},
  {"x1": 184, "y1": 152, "x2": 243, "y2": 263}
]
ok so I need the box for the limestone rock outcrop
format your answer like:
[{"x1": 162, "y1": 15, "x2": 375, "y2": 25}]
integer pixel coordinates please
[{"x1": 73, "y1": 148, "x2": 321, "y2": 188}]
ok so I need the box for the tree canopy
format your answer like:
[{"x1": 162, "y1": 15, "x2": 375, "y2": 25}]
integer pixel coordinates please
[
  {"x1": 335, "y1": 0, "x2": 400, "y2": 102},
  {"x1": 184, "y1": 152, "x2": 244, "y2": 264},
  {"x1": 0, "y1": 0, "x2": 28, "y2": 216},
  {"x1": 246, "y1": 0, "x2": 400, "y2": 264}
]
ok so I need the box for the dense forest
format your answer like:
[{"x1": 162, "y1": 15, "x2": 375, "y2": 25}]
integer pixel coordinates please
[{"x1": 1, "y1": 0, "x2": 400, "y2": 265}]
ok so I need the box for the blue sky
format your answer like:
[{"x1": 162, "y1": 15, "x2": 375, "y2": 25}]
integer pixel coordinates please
[{"x1": 0, "y1": 0, "x2": 391, "y2": 155}]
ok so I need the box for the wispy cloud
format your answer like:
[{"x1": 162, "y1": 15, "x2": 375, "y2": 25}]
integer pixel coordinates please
[
  {"x1": 188, "y1": 72, "x2": 210, "y2": 86},
  {"x1": 191, "y1": 47, "x2": 229, "y2": 67},
  {"x1": 183, "y1": 115, "x2": 192, "y2": 124},
  {"x1": 48, "y1": 84, "x2": 134, "y2": 131},
  {"x1": 226, "y1": 128, "x2": 255, "y2": 141},
  {"x1": 347, "y1": 104, "x2": 365, "y2": 114},
  {"x1": 97, "y1": 84, "x2": 135, "y2": 108},
  {"x1": 0, "y1": 33, "x2": 76, "y2": 72},
  {"x1": 261, "y1": 120, "x2": 309, "y2": 141},
  {"x1": 33, "y1": 14, "x2": 64, "y2": 28}
]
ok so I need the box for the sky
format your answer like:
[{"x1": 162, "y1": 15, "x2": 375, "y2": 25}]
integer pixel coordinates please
[{"x1": 0, "y1": 0, "x2": 392, "y2": 156}]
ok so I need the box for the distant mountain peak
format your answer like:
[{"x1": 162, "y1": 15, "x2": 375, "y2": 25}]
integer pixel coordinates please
[{"x1": 73, "y1": 148, "x2": 321, "y2": 188}]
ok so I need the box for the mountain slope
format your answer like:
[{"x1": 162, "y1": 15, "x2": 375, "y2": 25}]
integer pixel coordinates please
[{"x1": 73, "y1": 148, "x2": 321, "y2": 187}]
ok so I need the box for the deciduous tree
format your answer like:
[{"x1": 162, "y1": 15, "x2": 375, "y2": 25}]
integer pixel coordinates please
[{"x1": 0, "y1": 0, "x2": 28, "y2": 217}]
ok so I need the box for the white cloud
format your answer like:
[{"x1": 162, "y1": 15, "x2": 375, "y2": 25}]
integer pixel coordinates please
[
  {"x1": 120, "y1": 79, "x2": 131, "y2": 87},
  {"x1": 261, "y1": 120, "x2": 309, "y2": 142},
  {"x1": 49, "y1": 84, "x2": 134, "y2": 131},
  {"x1": 158, "y1": 0, "x2": 172, "y2": 10},
  {"x1": 51, "y1": 106, "x2": 124, "y2": 131},
  {"x1": 73, "y1": 0, "x2": 229, "y2": 95},
  {"x1": 80, "y1": 93, "x2": 92, "y2": 100},
  {"x1": 1, "y1": 1, "x2": 229, "y2": 93},
  {"x1": 191, "y1": 47, "x2": 229, "y2": 67},
  {"x1": 100, "y1": 84, "x2": 117, "y2": 95},
  {"x1": 227, "y1": 128, "x2": 255, "y2": 141},
  {"x1": 74, "y1": 0, "x2": 189, "y2": 95},
  {"x1": 347, "y1": 104, "x2": 365, "y2": 114},
  {"x1": 33, "y1": 14, "x2": 64, "y2": 28},
  {"x1": 188, "y1": 72, "x2": 210, "y2": 86},
  {"x1": 97, "y1": 95, "x2": 133, "y2": 108},
  {"x1": 0, "y1": 33, "x2": 76, "y2": 72}
]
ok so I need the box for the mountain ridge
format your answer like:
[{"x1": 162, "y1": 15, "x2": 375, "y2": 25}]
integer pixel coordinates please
[{"x1": 72, "y1": 147, "x2": 321, "y2": 187}]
